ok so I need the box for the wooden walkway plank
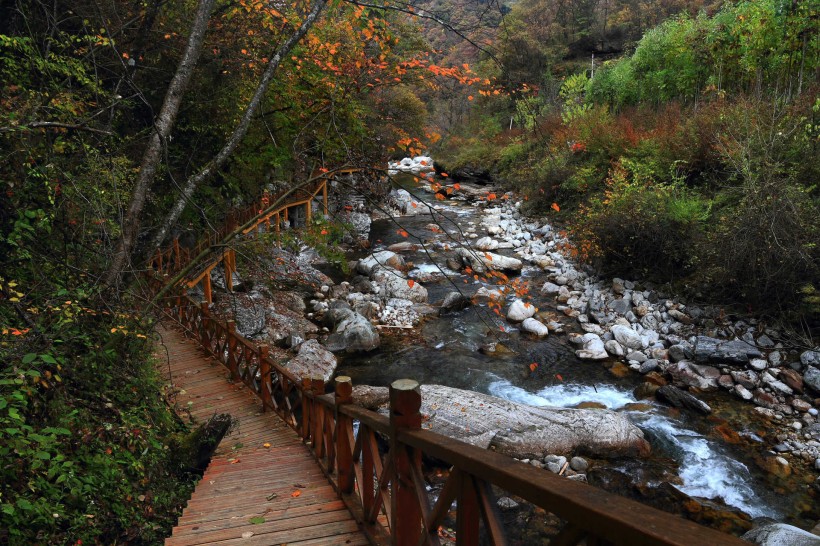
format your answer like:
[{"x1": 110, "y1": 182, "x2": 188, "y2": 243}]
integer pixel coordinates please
[{"x1": 158, "y1": 324, "x2": 369, "y2": 546}]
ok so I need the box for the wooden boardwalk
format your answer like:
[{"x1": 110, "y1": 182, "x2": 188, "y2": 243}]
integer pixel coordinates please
[{"x1": 158, "y1": 324, "x2": 369, "y2": 546}]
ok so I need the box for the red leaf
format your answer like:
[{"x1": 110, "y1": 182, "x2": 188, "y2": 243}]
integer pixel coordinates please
[
  {"x1": 407, "y1": 279, "x2": 415, "y2": 288},
  {"x1": 551, "y1": 202, "x2": 560, "y2": 212}
]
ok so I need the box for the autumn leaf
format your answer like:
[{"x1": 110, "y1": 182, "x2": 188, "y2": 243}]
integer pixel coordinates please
[
  {"x1": 555, "y1": 374, "x2": 564, "y2": 382},
  {"x1": 487, "y1": 193, "x2": 497, "y2": 201},
  {"x1": 551, "y1": 202, "x2": 561, "y2": 212},
  {"x1": 407, "y1": 279, "x2": 415, "y2": 288},
  {"x1": 263, "y1": 442, "x2": 271, "y2": 448},
  {"x1": 398, "y1": 229, "x2": 409, "y2": 238},
  {"x1": 441, "y1": 172, "x2": 449, "y2": 178},
  {"x1": 529, "y1": 363, "x2": 538, "y2": 372},
  {"x1": 434, "y1": 193, "x2": 445, "y2": 200},
  {"x1": 291, "y1": 490, "x2": 302, "y2": 498},
  {"x1": 452, "y1": 183, "x2": 460, "y2": 190}
]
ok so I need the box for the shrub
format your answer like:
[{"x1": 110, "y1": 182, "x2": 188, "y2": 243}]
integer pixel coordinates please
[{"x1": 576, "y1": 160, "x2": 710, "y2": 281}]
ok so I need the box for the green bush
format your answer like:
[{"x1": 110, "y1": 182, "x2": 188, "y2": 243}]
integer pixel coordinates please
[{"x1": 576, "y1": 160, "x2": 710, "y2": 280}]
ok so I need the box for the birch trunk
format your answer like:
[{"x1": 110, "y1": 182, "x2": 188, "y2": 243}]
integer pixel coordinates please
[
  {"x1": 148, "y1": 0, "x2": 328, "y2": 253},
  {"x1": 103, "y1": 0, "x2": 216, "y2": 289}
]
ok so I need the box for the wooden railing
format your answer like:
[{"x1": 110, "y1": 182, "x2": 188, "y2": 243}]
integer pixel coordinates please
[
  {"x1": 162, "y1": 293, "x2": 749, "y2": 546},
  {"x1": 152, "y1": 170, "x2": 749, "y2": 546}
]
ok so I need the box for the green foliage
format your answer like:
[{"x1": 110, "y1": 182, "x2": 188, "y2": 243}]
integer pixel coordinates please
[
  {"x1": 576, "y1": 160, "x2": 711, "y2": 280},
  {"x1": 559, "y1": 73, "x2": 592, "y2": 123}
]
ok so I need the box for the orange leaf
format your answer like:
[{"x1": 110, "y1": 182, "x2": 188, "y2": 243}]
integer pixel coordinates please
[
  {"x1": 441, "y1": 172, "x2": 449, "y2": 178},
  {"x1": 407, "y1": 279, "x2": 415, "y2": 288},
  {"x1": 398, "y1": 229, "x2": 409, "y2": 238},
  {"x1": 434, "y1": 193, "x2": 445, "y2": 200},
  {"x1": 291, "y1": 490, "x2": 302, "y2": 498},
  {"x1": 484, "y1": 253, "x2": 493, "y2": 261},
  {"x1": 555, "y1": 374, "x2": 564, "y2": 382},
  {"x1": 320, "y1": 229, "x2": 328, "y2": 235},
  {"x1": 411, "y1": 202, "x2": 418, "y2": 208},
  {"x1": 487, "y1": 193, "x2": 497, "y2": 201},
  {"x1": 551, "y1": 202, "x2": 560, "y2": 212},
  {"x1": 452, "y1": 183, "x2": 460, "y2": 190},
  {"x1": 467, "y1": 95, "x2": 474, "y2": 101},
  {"x1": 529, "y1": 363, "x2": 538, "y2": 372}
]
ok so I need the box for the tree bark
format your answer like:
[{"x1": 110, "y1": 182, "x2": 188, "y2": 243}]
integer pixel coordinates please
[
  {"x1": 103, "y1": 0, "x2": 217, "y2": 290},
  {"x1": 148, "y1": 0, "x2": 328, "y2": 253}
]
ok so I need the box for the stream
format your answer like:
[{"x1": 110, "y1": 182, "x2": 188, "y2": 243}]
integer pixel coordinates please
[{"x1": 335, "y1": 173, "x2": 817, "y2": 529}]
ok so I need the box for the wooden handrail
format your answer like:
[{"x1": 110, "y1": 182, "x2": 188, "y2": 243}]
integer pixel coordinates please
[{"x1": 151, "y1": 168, "x2": 750, "y2": 546}]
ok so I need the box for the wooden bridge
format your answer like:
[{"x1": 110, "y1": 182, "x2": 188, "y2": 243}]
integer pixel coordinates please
[{"x1": 153, "y1": 169, "x2": 749, "y2": 545}]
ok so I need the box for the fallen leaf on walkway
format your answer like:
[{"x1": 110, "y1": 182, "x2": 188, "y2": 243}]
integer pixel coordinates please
[
  {"x1": 263, "y1": 442, "x2": 271, "y2": 448},
  {"x1": 249, "y1": 516, "x2": 265, "y2": 524},
  {"x1": 266, "y1": 493, "x2": 278, "y2": 501},
  {"x1": 241, "y1": 531, "x2": 254, "y2": 539},
  {"x1": 291, "y1": 490, "x2": 302, "y2": 498}
]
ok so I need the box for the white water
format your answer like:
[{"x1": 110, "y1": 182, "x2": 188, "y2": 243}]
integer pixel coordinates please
[{"x1": 486, "y1": 376, "x2": 775, "y2": 518}]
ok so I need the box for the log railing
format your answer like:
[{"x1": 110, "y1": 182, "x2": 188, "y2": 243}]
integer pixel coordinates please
[{"x1": 153, "y1": 169, "x2": 749, "y2": 546}]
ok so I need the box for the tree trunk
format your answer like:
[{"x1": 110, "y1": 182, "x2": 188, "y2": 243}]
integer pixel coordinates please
[
  {"x1": 148, "y1": 0, "x2": 328, "y2": 253},
  {"x1": 103, "y1": 0, "x2": 216, "y2": 290}
]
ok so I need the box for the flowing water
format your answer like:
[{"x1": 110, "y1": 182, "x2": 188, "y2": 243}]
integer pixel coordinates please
[{"x1": 336, "y1": 174, "x2": 817, "y2": 527}]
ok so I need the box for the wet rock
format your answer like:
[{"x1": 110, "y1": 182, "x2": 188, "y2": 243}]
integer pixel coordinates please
[
  {"x1": 735, "y1": 384, "x2": 754, "y2": 401},
  {"x1": 372, "y1": 267, "x2": 428, "y2": 302},
  {"x1": 731, "y1": 370, "x2": 759, "y2": 390},
  {"x1": 761, "y1": 372, "x2": 793, "y2": 395},
  {"x1": 521, "y1": 318, "x2": 549, "y2": 337},
  {"x1": 693, "y1": 335, "x2": 762, "y2": 364},
  {"x1": 497, "y1": 497, "x2": 519, "y2": 510},
  {"x1": 752, "y1": 389, "x2": 778, "y2": 410},
  {"x1": 717, "y1": 374, "x2": 735, "y2": 389},
  {"x1": 626, "y1": 350, "x2": 647, "y2": 363},
  {"x1": 284, "y1": 339, "x2": 337, "y2": 384},
  {"x1": 608, "y1": 298, "x2": 631, "y2": 316},
  {"x1": 743, "y1": 523, "x2": 820, "y2": 546},
  {"x1": 656, "y1": 385, "x2": 712, "y2": 415},
  {"x1": 634, "y1": 382, "x2": 661, "y2": 399},
  {"x1": 439, "y1": 291, "x2": 470, "y2": 315},
  {"x1": 507, "y1": 299, "x2": 536, "y2": 322},
  {"x1": 386, "y1": 241, "x2": 418, "y2": 253},
  {"x1": 639, "y1": 359, "x2": 659, "y2": 374}
]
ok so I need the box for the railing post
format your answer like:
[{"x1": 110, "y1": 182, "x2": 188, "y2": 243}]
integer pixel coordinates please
[
  {"x1": 311, "y1": 375, "x2": 324, "y2": 458},
  {"x1": 202, "y1": 272, "x2": 212, "y2": 304},
  {"x1": 389, "y1": 379, "x2": 423, "y2": 546},
  {"x1": 223, "y1": 253, "x2": 232, "y2": 293},
  {"x1": 199, "y1": 300, "x2": 210, "y2": 348},
  {"x1": 335, "y1": 376, "x2": 354, "y2": 495},
  {"x1": 259, "y1": 345, "x2": 271, "y2": 411},
  {"x1": 301, "y1": 377, "x2": 312, "y2": 442},
  {"x1": 173, "y1": 237, "x2": 181, "y2": 271},
  {"x1": 306, "y1": 201, "x2": 312, "y2": 225},
  {"x1": 226, "y1": 320, "x2": 238, "y2": 380}
]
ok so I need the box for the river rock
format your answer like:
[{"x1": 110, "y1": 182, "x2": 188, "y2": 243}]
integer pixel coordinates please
[
  {"x1": 521, "y1": 318, "x2": 549, "y2": 337},
  {"x1": 439, "y1": 291, "x2": 470, "y2": 315},
  {"x1": 456, "y1": 248, "x2": 522, "y2": 273},
  {"x1": 777, "y1": 368, "x2": 803, "y2": 393},
  {"x1": 324, "y1": 306, "x2": 380, "y2": 352},
  {"x1": 284, "y1": 339, "x2": 337, "y2": 384},
  {"x1": 801, "y1": 350, "x2": 820, "y2": 368},
  {"x1": 387, "y1": 241, "x2": 418, "y2": 252},
  {"x1": 605, "y1": 340, "x2": 625, "y2": 357},
  {"x1": 748, "y1": 358, "x2": 768, "y2": 371},
  {"x1": 541, "y1": 281, "x2": 561, "y2": 295},
  {"x1": 668, "y1": 343, "x2": 693, "y2": 362},
  {"x1": 667, "y1": 361, "x2": 720, "y2": 391},
  {"x1": 693, "y1": 335, "x2": 762, "y2": 364},
  {"x1": 656, "y1": 385, "x2": 712, "y2": 414},
  {"x1": 608, "y1": 298, "x2": 631, "y2": 316},
  {"x1": 357, "y1": 251, "x2": 405, "y2": 276},
  {"x1": 804, "y1": 366, "x2": 820, "y2": 394},
  {"x1": 372, "y1": 267, "x2": 428, "y2": 303},
  {"x1": 611, "y1": 325, "x2": 643, "y2": 350},
  {"x1": 507, "y1": 299, "x2": 536, "y2": 321},
  {"x1": 352, "y1": 384, "x2": 650, "y2": 458},
  {"x1": 575, "y1": 333, "x2": 608, "y2": 360},
  {"x1": 474, "y1": 236, "x2": 499, "y2": 251},
  {"x1": 743, "y1": 523, "x2": 820, "y2": 546}
]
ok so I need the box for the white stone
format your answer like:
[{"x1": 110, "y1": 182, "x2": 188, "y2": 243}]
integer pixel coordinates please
[
  {"x1": 521, "y1": 318, "x2": 549, "y2": 337},
  {"x1": 507, "y1": 299, "x2": 536, "y2": 322}
]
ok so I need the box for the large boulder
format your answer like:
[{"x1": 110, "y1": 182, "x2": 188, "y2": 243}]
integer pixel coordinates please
[
  {"x1": 655, "y1": 385, "x2": 712, "y2": 415},
  {"x1": 456, "y1": 248, "x2": 522, "y2": 274},
  {"x1": 284, "y1": 340, "x2": 337, "y2": 384},
  {"x1": 742, "y1": 523, "x2": 820, "y2": 546},
  {"x1": 693, "y1": 336, "x2": 762, "y2": 364},
  {"x1": 521, "y1": 318, "x2": 549, "y2": 337},
  {"x1": 804, "y1": 366, "x2": 820, "y2": 394},
  {"x1": 324, "y1": 306, "x2": 380, "y2": 352},
  {"x1": 667, "y1": 361, "x2": 721, "y2": 391},
  {"x1": 440, "y1": 291, "x2": 470, "y2": 315},
  {"x1": 352, "y1": 384, "x2": 650, "y2": 459}
]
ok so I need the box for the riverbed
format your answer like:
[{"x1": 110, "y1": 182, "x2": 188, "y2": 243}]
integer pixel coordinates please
[{"x1": 335, "y1": 173, "x2": 819, "y2": 529}]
